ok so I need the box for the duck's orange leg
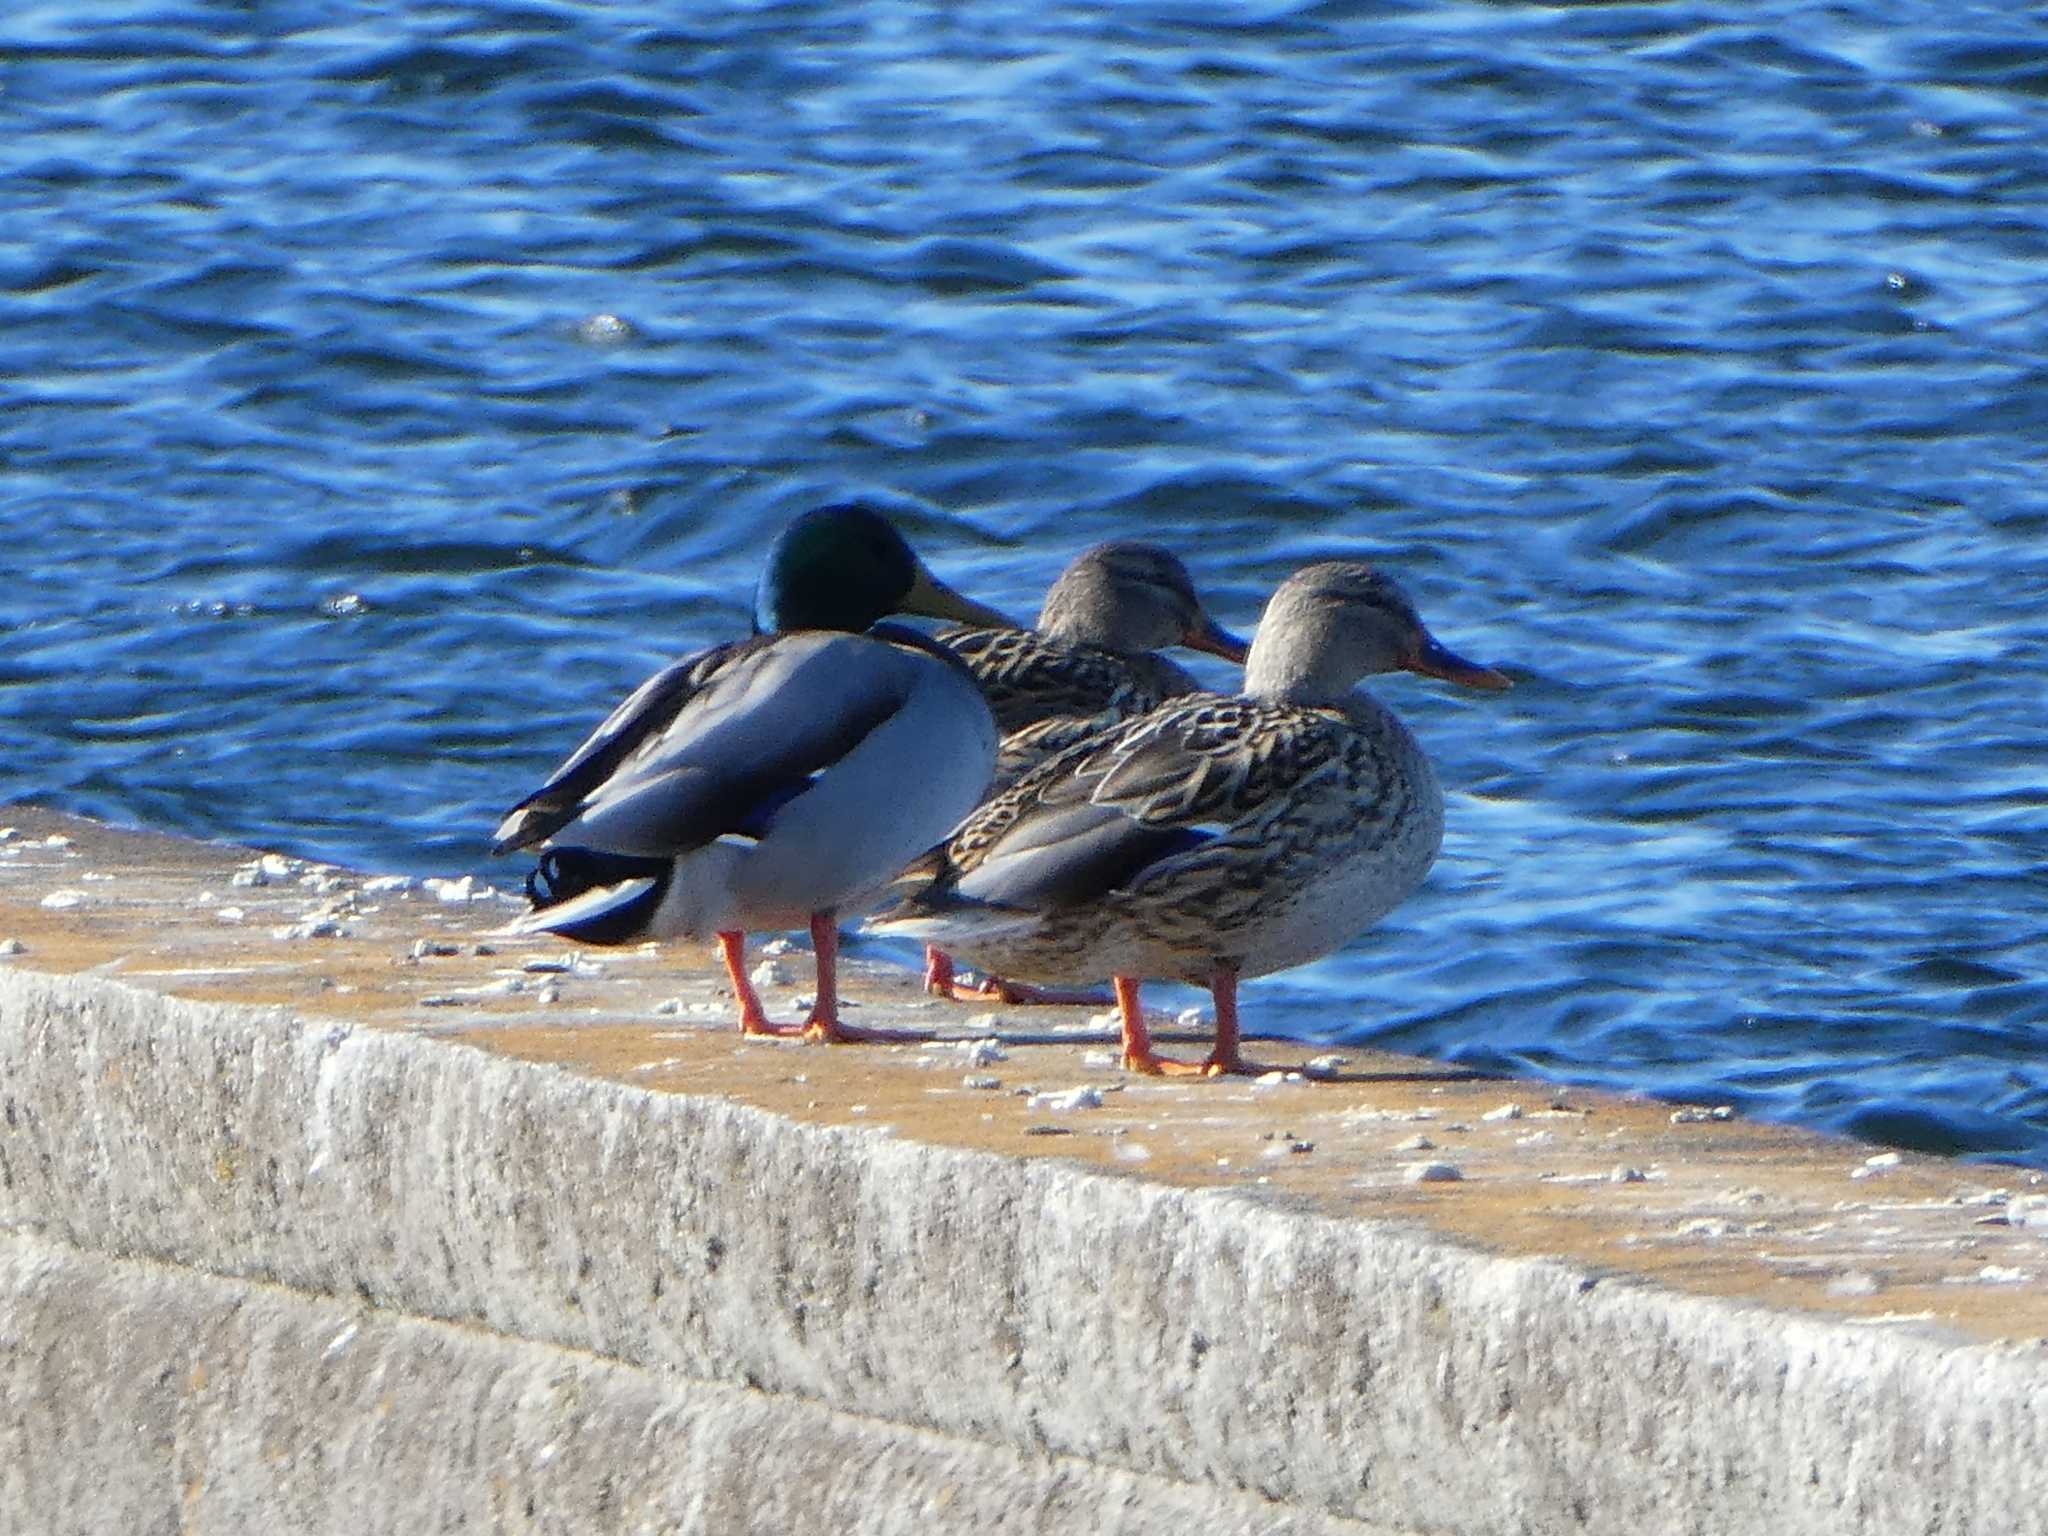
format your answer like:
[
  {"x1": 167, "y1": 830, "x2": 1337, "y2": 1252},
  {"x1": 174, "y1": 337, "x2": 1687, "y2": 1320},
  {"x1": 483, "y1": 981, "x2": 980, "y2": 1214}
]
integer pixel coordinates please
[
  {"x1": 924, "y1": 945, "x2": 1110, "y2": 1007},
  {"x1": 719, "y1": 930, "x2": 802, "y2": 1037},
  {"x1": 1199, "y1": 967, "x2": 1252, "y2": 1077},
  {"x1": 800, "y1": 913, "x2": 924, "y2": 1044},
  {"x1": 921, "y1": 944, "x2": 977, "y2": 999},
  {"x1": 801, "y1": 912, "x2": 851, "y2": 1043},
  {"x1": 1116, "y1": 976, "x2": 1157, "y2": 1070},
  {"x1": 1118, "y1": 976, "x2": 1200, "y2": 1076},
  {"x1": 1119, "y1": 969, "x2": 1257, "y2": 1076}
]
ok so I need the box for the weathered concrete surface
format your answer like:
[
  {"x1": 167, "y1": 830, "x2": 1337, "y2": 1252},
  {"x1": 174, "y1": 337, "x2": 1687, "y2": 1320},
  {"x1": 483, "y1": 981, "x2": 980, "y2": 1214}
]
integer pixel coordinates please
[
  {"x1": 1, "y1": 1231, "x2": 1374, "y2": 1536},
  {"x1": 2, "y1": 808, "x2": 2047, "y2": 1534},
  {"x1": 3, "y1": 807, "x2": 2044, "y2": 1339}
]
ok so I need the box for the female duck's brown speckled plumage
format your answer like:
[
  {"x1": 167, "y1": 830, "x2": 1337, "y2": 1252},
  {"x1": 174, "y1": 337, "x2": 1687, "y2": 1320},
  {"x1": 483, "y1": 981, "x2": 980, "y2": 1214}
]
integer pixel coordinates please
[
  {"x1": 923, "y1": 541, "x2": 1245, "y2": 1004},
  {"x1": 874, "y1": 560, "x2": 1509, "y2": 1075},
  {"x1": 937, "y1": 541, "x2": 1247, "y2": 790}
]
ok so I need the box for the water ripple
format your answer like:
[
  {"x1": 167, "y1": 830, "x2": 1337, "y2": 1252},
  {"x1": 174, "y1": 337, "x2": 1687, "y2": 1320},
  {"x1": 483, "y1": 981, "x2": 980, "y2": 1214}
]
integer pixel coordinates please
[{"x1": 1, "y1": 0, "x2": 2045, "y2": 1164}]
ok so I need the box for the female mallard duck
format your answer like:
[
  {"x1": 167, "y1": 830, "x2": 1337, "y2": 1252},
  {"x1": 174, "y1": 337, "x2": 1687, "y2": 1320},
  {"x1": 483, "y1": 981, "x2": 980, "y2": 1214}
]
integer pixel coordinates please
[
  {"x1": 925, "y1": 540, "x2": 1247, "y2": 1002},
  {"x1": 872, "y1": 560, "x2": 1508, "y2": 1075},
  {"x1": 495, "y1": 501, "x2": 1009, "y2": 1042},
  {"x1": 939, "y1": 540, "x2": 1247, "y2": 787}
]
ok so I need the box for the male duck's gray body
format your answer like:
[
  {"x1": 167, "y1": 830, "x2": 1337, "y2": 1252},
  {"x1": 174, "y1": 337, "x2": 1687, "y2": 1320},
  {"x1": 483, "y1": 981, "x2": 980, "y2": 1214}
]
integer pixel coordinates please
[{"x1": 496, "y1": 502, "x2": 1005, "y2": 1041}]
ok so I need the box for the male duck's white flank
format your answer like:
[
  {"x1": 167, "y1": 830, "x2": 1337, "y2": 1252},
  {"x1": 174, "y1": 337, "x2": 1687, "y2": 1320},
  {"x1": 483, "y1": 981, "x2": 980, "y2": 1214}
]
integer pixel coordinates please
[{"x1": 495, "y1": 501, "x2": 1009, "y2": 1042}]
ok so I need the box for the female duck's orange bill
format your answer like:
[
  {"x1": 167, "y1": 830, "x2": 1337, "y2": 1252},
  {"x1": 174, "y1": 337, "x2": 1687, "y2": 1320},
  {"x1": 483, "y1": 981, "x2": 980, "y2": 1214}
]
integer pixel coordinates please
[
  {"x1": 1408, "y1": 630, "x2": 1511, "y2": 691},
  {"x1": 1183, "y1": 612, "x2": 1251, "y2": 664}
]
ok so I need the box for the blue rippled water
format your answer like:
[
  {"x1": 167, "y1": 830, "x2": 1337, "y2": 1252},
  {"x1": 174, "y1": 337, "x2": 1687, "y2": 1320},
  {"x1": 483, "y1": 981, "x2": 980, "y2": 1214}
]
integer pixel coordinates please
[{"x1": 4, "y1": 0, "x2": 2045, "y2": 1163}]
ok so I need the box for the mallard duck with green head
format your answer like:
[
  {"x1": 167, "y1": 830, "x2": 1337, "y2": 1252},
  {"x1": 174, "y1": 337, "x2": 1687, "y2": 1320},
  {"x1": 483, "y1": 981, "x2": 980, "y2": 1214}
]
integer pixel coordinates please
[
  {"x1": 873, "y1": 559, "x2": 1507, "y2": 1074},
  {"x1": 495, "y1": 502, "x2": 1009, "y2": 1041}
]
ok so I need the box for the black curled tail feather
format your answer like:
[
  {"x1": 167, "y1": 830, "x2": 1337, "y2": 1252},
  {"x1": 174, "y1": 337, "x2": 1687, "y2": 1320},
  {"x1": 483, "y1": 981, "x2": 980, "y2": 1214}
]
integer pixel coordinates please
[
  {"x1": 525, "y1": 848, "x2": 668, "y2": 909},
  {"x1": 524, "y1": 847, "x2": 673, "y2": 946}
]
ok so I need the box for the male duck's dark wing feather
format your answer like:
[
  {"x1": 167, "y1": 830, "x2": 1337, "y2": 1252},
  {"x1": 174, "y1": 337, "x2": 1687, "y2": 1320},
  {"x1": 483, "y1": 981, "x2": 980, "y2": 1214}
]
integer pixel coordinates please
[
  {"x1": 494, "y1": 639, "x2": 761, "y2": 853},
  {"x1": 502, "y1": 634, "x2": 914, "y2": 860}
]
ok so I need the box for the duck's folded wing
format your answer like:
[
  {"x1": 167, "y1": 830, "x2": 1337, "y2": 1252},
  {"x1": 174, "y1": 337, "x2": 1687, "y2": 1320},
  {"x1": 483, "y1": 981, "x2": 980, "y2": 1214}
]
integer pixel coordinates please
[
  {"x1": 949, "y1": 796, "x2": 1213, "y2": 911},
  {"x1": 991, "y1": 712, "x2": 1124, "y2": 787},
  {"x1": 500, "y1": 635, "x2": 909, "y2": 859},
  {"x1": 493, "y1": 639, "x2": 760, "y2": 853},
  {"x1": 947, "y1": 703, "x2": 1282, "y2": 913}
]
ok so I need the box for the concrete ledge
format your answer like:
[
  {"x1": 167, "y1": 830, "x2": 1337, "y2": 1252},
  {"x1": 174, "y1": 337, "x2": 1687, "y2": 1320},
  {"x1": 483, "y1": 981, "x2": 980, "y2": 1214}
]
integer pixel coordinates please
[
  {"x1": 4, "y1": 960, "x2": 2045, "y2": 1534},
  {"x1": 1, "y1": 1229, "x2": 1376, "y2": 1536},
  {"x1": 3, "y1": 811, "x2": 2046, "y2": 1532}
]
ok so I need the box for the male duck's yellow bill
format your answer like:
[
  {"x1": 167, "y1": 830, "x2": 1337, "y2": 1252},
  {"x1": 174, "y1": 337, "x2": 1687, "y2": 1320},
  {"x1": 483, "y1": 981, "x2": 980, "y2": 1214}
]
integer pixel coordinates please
[{"x1": 902, "y1": 564, "x2": 1014, "y2": 628}]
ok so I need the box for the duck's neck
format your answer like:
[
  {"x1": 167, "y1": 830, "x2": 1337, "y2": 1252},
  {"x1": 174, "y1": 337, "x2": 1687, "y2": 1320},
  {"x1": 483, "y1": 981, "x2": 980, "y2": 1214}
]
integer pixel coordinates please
[
  {"x1": 1242, "y1": 605, "x2": 1372, "y2": 708},
  {"x1": 753, "y1": 584, "x2": 879, "y2": 637},
  {"x1": 1034, "y1": 567, "x2": 1117, "y2": 647}
]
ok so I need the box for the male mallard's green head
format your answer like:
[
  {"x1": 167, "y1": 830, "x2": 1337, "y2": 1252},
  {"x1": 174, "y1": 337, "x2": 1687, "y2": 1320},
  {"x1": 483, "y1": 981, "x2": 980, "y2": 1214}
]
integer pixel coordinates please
[{"x1": 754, "y1": 502, "x2": 1012, "y2": 634}]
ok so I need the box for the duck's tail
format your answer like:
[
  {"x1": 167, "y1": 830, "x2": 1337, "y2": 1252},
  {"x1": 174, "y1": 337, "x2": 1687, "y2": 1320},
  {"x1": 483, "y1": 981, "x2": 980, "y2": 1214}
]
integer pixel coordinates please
[
  {"x1": 506, "y1": 848, "x2": 672, "y2": 946},
  {"x1": 862, "y1": 874, "x2": 1041, "y2": 945}
]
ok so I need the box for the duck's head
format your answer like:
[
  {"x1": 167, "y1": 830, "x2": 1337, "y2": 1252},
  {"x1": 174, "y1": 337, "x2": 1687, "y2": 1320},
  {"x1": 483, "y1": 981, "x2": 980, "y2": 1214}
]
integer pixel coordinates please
[
  {"x1": 1036, "y1": 541, "x2": 1248, "y2": 662},
  {"x1": 1243, "y1": 560, "x2": 1509, "y2": 704},
  {"x1": 754, "y1": 503, "x2": 1012, "y2": 634}
]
